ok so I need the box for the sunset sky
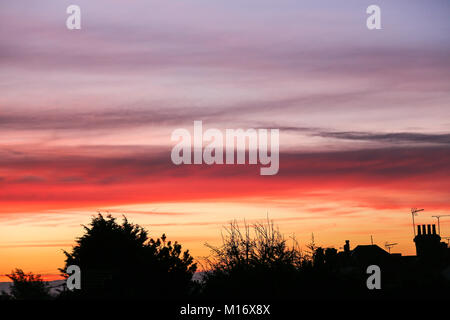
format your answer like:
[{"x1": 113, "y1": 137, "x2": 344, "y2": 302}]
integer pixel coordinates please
[{"x1": 1, "y1": 0, "x2": 450, "y2": 281}]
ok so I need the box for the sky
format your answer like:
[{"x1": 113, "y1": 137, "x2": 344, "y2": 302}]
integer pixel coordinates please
[{"x1": 0, "y1": 0, "x2": 449, "y2": 281}]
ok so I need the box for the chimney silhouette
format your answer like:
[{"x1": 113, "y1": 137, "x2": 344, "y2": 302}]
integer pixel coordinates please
[
  {"x1": 344, "y1": 240, "x2": 350, "y2": 253},
  {"x1": 414, "y1": 224, "x2": 442, "y2": 260}
]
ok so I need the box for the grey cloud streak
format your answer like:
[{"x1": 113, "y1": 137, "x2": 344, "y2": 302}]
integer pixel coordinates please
[{"x1": 314, "y1": 131, "x2": 450, "y2": 145}]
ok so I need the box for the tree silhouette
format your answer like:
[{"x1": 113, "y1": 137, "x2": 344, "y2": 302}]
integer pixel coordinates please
[
  {"x1": 201, "y1": 219, "x2": 305, "y2": 299},
  {"x1": 3, "y1": 269, "x2": 51, "y2": 300},
  {"x1": 60, "y1": 213, "x2": 197, "y2": 299}
]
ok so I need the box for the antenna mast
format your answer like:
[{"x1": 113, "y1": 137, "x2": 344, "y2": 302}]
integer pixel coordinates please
[
  {"x1": 431, "y1": 215, "x2": 450, "y2": 235},
  {"x1": 384, "y1": 242, "x2": 398, "y2": 254},
  {"x1": 411, "y1": 208, "x2": 424, "y2": 236}
]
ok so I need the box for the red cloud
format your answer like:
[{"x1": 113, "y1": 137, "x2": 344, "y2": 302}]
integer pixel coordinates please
[{"x1": 0, "y1": 146, "x2": 449, "y2": 215}]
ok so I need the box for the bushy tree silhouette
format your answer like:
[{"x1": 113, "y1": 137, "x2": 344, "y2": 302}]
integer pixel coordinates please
[
  {"x1": 3, "y1": 269, "x2": 51, "y2": 300},
  {"x1": 60, "y1": 214, "x2": 197, "y2": 299},
  {"x1": 201, "y1": 219, "x2": 306, "y2": 299}
]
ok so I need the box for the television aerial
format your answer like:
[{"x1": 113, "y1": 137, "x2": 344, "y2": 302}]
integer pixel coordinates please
[
  {"x1": 431, "y1": 215, "x2": 450, "y2": 235},
  {"x1": 411, "y1": 208, "x2": 424, "y2": 236},
  {"x1": 384, "y1": 242, "x2": 398, "y2": 254}
]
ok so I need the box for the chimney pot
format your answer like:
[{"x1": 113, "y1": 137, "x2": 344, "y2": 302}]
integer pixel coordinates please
[
  {"x1": 427, "y1": 224, "x2": 432, "y2": 235},
  {"x1": 417, "y1": 225, "x2": 422, "y2": 235},
  {"x1": 432, "y1": 224, "x2": 437, "y2": 235},
  {"x1": 344, "y1": 240, "x2": 350, "y2": 253},
  {"x1": 422, "y1": 225, "x2": 427, "y2": 235}
]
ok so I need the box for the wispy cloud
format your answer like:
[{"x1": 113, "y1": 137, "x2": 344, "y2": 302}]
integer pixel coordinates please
[{"x1": 314, "y1": 131, "x2": 450, "y2": 145}]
